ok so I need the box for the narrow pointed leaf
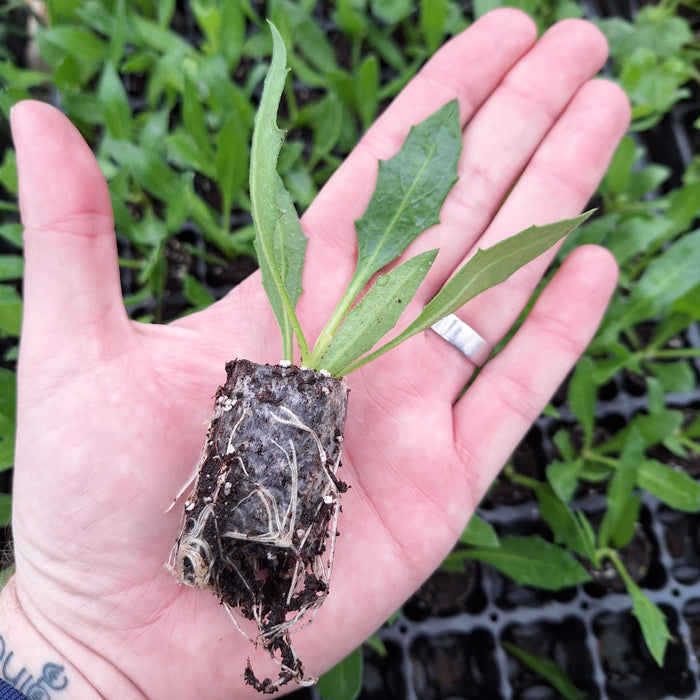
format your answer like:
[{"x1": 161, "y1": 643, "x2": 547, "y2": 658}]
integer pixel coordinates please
[
  {"x1": 631, "y1": 589, "x2": 670, "y2": 667},
  {"x1": 317, "y1": 647, "x2": 363, "y2": 700},
  {"x1": 250, "y1": 22, "x2": 308, "y2": 360},
  {"x1": 598, "y1": 428, "x2": 643, "y2": 549},
  {"x1": 460, "y1": 535, "x2": 591, "y2": 590},
  {"x1": 343, "y1": 212, "x2": 592, "y2": 373},
  {"x1": 616, "y1": 568, "x2": 671, "y2": 667},
  {"x1": 274, "y1": 173, "x2": 307, "y2": 310},
  {"x1": 459, "y1": 513, "x2": 499, "y2": 548},
  {"x1": 637, "y1": 459, "x2": 700, "y2": 512},
  {"x1": 502, "y1": 642, "x2": 587, "y2": 700},
  {"x1": 321, "y1": 250, "x2": 437, "y2": 375},
  {"x1": 417, "y1": 211, "x2": 593, "y2": 330}
]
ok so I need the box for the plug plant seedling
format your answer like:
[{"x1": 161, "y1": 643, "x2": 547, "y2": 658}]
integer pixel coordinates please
[{"x1": 170, "y1": 22, "x2": 590, "y2": 694}]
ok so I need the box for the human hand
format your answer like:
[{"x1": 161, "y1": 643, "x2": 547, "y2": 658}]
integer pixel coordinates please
[{"x1": 3, "y1": 9, "x2": 629, "y2": 699}]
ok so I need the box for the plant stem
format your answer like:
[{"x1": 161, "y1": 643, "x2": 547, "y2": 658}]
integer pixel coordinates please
[
  {"x1": 308, "y1": 268, "x2": 367, "y2": 368},
  {"x1": 651, "y1": 347, "x2": 700, "y2": 360},
  {"x1": 581, "y1": 448, "x2": 619, "y2": 469}
]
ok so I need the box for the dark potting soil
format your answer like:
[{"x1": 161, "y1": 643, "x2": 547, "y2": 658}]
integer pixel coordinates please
[{"x1": 172, "y1": 359, "x2": 349, "y2": 693}]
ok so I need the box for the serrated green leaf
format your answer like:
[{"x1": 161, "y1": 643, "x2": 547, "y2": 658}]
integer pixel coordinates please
[
  {"x1": 308, "y1": 99, "x2": 461, "y2": 368},
  {"x1": 502, "y1": 642, "x2": 587, "y2": 700},
  {"x1": 343, "y1": 212, "x2": 592, "y2": 373},
  {"x1": 354, "y1": 99, "x2": 461, "y2": 278},
  {"x1": 461, "y1": 535, "x2": 591, "y2": 591},
  {"x1": 321, "y1": 250, "x2": 437, "y2": 375},
  {"x1": 317, "y1": 647, "x2": 362, "y2": 700},
  {"x1": 637, "y1": 459, "x2": 700, "y2": 512},
  {"x1": 250, "y1": 22, "x2": 308, "y2": 361},
  {"x1": 459, "y1": 513, "x2": 499, "y2": 548}
]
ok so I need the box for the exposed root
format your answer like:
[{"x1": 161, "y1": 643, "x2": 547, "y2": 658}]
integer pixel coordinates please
[{"x1": 171, "y1": 360, "x2": 348, "y2": 694}]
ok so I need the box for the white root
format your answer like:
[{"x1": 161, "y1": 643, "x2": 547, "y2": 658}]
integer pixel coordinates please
[{"x1": 171, "y1": 369, "x2": 346, "y2": 693}]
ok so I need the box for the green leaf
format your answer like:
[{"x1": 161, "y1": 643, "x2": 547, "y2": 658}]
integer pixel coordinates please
[
  {"x1": 461, "y1": 535, "x2": 591, "y2": 591},
  {"x1": 371, "y1": 0, "x2": 413, "y2": 24},
  {"x1": 612, "y1": 560, "x2": 671, "y2": 668},
  {"x1": 420, "y1": 0, "x2": 449, "y2": 53},
  {"x1": 637, "y1": 459, "x2": 700, "y2": 512},
  {"x1": 603, "y1": 135, "x2": 636, "y2": 196},
  {"x1": 533, "y1": 483, "x2": 595, "y2": 560},
  {"x1": 356, "y1": 54, "x2": 379, "y2": 130},
  {"x1": 0, "y1": 285, "x2": 22, "y2": 337},
  {"x1": 0, "y1": 366, "x2": 16, "y2": 472},
  {"x1": 631, "y1": 591, "x2": 670, "y2": 667},
  {"x1": 273, "y1": 174, "x2": 308, "y2": 313},
  {"x1": 363, "y1": 632, "x2": 387, "y2": 657},
  {"x1": 308, "y1": 99, "x2": 462, "y2": 367},
  {"x1": 0, "y1": 368, "x2": 17, "y2": 425},
  {"x1": 615, "y1": 228, "x2": 700, "y2": 330},
  {"x1": 546, "y1": 460, "x2": 580, "y2": 502},
  {"x1": 600, "y1": 410, "x2": 684, "y2": 455},
  {"x1": 502, "y1": 642, "x2": 587, "y2": 700},
  {"x1": 344, "y1": 212, "x2": 592, "y2": 373},
  {"x1": 215, "y1": 112, "x2": 249, "y2": 215},
  {"x1": 646, "y1": 360, "x2": 696, "y2": 394},
  {"x1": 568, "y1": 357, "x2": 597, "y2": 445},
  {"x1": 598, "y1": 428, "x2": 643, "y2": 549},
  {"x1": 459, "y1": 513, "x2": 499, "y2": 548},
  {"x1": 0, "y1": 256, "x2": 23, "y2": 282},
  {"x1": 250, "y1": 22, "x2": 308, "y2": 361},
  {"x1": 317, "y1": 647, "x2": 363, "y2": 700},
  {"x1": 354, "y1": 99, "x2": 461, "y2": 279},
  {"x1": 183, "y1": 275, "x2": 215, "y2": 311},
  {"x1": 98, "y1": 62, "x2": 132, "y2": 141},
  {"x1": 320, "y1": 250, "x2": 437, "y2": 376},
  {"x1": 0, "y1": 493, "x2": 11, "y2": 528},
  {"x1": 183, "y1": 74, "x2": 213, "y2": 162}
]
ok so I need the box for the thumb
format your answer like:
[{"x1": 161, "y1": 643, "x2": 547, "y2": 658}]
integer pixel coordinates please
[{"x1": 11, "y1": 101, "x2": 129, "y2": 363}]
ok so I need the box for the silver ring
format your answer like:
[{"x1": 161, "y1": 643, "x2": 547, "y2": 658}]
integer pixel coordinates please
[{"x1": 430, "y1": 314, "x2": 493, "y2": 366}]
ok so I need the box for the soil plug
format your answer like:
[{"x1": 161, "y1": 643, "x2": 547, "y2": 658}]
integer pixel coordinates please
[{"x1": 170, "y1": 21, "x2": 592, "y2": 693}]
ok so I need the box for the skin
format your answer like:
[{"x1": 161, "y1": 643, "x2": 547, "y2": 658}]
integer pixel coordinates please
[{"x1": 1, "y1": 9, "x2": 630, "y2": 699}]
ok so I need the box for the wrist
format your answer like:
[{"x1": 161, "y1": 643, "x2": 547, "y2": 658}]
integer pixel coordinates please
[{"x1": 0, "y1": 577, "x2": 99, "y2": 699}]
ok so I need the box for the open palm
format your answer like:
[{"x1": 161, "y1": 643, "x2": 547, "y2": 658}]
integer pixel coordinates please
[{"x1": 8, "y1": 10, "x2": 629, "y2": 699}]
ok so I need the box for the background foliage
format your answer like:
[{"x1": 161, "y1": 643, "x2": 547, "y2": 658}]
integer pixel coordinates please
[{"x1": 1, "y1": 0, "x2": 699, "y2": 698}]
